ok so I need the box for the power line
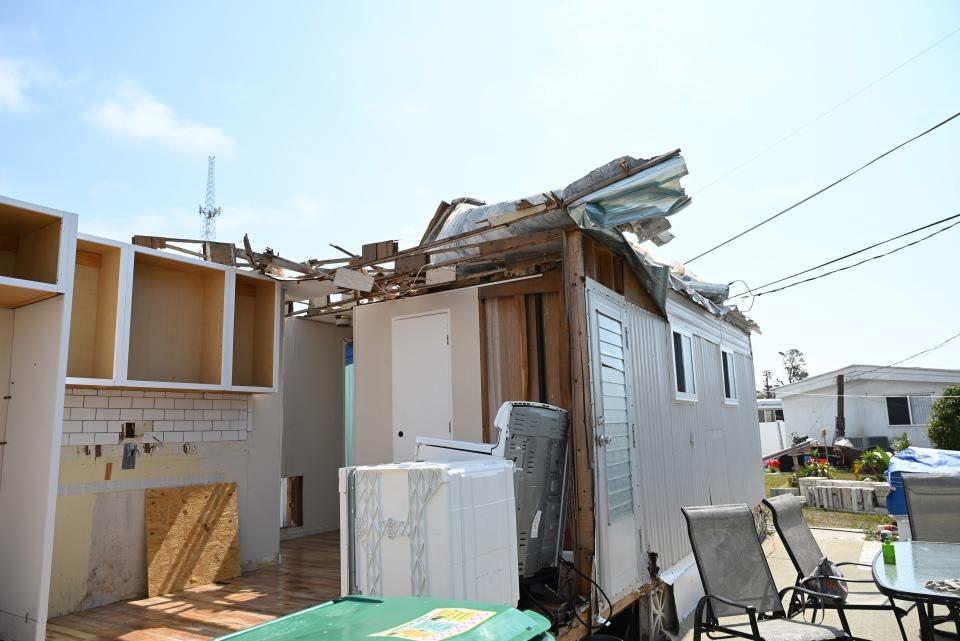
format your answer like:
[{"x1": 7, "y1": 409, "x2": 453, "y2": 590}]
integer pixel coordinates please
[
  {"x1": 728, "y1": 211, "x2": 960, "y2": 298},
  {"x1": 685, "y1": 108, "x2": 960, "y2": 264},
  {"x1": 693, "y1": 25, "x2": 960, "y2": 196},
  {"x1": 848, "y1": 331, "x2": 960, "y2": 381},
  {"x1": 729, "y1": 217, "x2": 960, "y2": 300}
]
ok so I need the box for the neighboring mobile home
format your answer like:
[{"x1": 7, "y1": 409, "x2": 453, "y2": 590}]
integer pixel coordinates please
[
  {"x1": 280, "y1": 150, "x2": 763, "y2": 639},
  {"x1": 775, "y1": 365, "x2": 960, "y2": 449}
]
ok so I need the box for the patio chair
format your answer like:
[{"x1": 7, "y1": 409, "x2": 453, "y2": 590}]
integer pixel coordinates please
[
  {"x1": 903, "y1": 473, "x2": 960, "y2": 638},
  {"x1": 764, "y1": 494, "x2": 910, "y2": 641},
  {"x1": 903, "y1": 473, "x2": 960, "y2": 544},
  {"x1": 682, "y1": 503, "x2": 853, "y2": 640}
]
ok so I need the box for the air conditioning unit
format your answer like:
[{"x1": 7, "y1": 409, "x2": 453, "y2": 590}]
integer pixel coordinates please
[{"x1": 416, "y1": 401, "x2": 569, "y2": 579}]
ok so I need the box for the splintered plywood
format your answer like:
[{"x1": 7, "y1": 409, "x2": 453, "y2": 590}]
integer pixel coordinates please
[{"x1": 146, "y1": 483, "x2": 240, "y2": 596}]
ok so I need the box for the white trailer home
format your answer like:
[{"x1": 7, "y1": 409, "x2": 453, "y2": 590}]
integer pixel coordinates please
[
  {"x1": 775, "y1": 365, "x2": 960, "y2": 449},
  {"x1": 283, "y1": 150, "x2": 764, "y2": 639}
]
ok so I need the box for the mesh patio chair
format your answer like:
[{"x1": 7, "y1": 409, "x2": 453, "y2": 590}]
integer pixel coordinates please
[
  {"x1": 763, "y1": 494, "x2": 910, "y2": 641},
  {"x1": 682, "y1": 503, "x2": 852, "y2": 641},
  {"x1": 903, "y1": 473, "x2": 960, "y2": 544},
  {"x1": 903, "y1": 473, "x2": 960, "y2": 638}
]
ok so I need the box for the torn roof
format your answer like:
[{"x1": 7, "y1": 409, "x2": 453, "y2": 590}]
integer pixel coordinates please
[{"x1": 421, "y1": 150, "x2": 756, "y2": 334}]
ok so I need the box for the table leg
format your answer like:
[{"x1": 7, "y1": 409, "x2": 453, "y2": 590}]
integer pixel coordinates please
[{"x1": 917, "y1": 601, "x2": 935, "y2": 641}]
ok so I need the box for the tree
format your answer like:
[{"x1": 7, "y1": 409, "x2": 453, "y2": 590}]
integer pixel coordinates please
[
  {"x1": 779, "y1": 349, "x2": 809, "y2": 384},
  {"x1": 757, "y1": 369, "x2": 782, "y2": 399},
  {"x1": 929, "y1": 383, "x2": 960, "y2": 451}
]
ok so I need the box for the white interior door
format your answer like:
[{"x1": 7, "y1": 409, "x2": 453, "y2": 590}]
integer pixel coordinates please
[
  {"x1": 391, "y1": 311, "x2": 453, "y2": 462},
  {"x1": 587, "y1": 285, "x2": 641, "y2": 601}
]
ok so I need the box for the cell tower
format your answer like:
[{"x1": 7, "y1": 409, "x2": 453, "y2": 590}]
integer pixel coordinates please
[{"x1": 199, "y1": 156, "x2": 222, "y2": 241}]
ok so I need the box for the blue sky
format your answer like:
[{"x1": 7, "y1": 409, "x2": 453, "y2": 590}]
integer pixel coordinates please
[{"x1": 1, "y1": 0, "x2": 959, "y2": 385}]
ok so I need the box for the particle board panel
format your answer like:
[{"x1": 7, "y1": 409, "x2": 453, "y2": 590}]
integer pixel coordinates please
[
  {"x1": 146, "y1": 483, "x2": 240, "y2": 597},
  {"x1": 0, "y1": 280, "x2": 59, "y2": 308}
]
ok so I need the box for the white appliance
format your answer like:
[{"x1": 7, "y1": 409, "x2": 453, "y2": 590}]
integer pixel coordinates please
[{"x1": 339, "y1": 459, "x2": 520, "y2": 606}]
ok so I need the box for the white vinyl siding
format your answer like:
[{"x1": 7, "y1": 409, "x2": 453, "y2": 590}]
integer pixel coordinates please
[
  {"x1": 886, "y1": 394, "x2": 933, "y2": 426},
  {"x1": 598, "y1": 310, "x2": 634, "y2": 522},
  {"x1": 722, "y1": 350, "x2": 737, "y2": 402},
  {"x1": 672, "y1": 329, "x2": 696, "y2": 400}
]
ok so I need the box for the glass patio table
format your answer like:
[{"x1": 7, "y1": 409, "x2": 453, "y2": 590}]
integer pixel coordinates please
[{"x1": 872, "y1": 541, "x2": 960, "y2": 641}]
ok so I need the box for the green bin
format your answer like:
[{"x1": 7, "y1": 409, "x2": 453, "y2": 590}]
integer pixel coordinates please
[{"x1": 214, "y1": 595, "x2": 554, "y2": 641}]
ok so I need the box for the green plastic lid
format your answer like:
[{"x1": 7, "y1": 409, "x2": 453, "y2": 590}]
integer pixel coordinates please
[{"x1": 214, "y1": 596, "x2": 553, "y2": 641}]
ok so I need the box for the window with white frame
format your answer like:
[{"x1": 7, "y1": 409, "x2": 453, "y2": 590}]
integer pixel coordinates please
[
  {"x1": 885, "y1": 394, "x2": 933, "y2": 426},
  {"x1": 721, "y1": 349, "x2": 737, "y2": 402},
  {"x1": 672, "y1": 329, "x2": 696, "y2": 399}
]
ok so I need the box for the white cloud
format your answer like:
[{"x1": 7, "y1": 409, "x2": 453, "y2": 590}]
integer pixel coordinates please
[
  {"x1": 86, "y1": 81, "x2": 235, "y2": 154},
  {"x1": 0, "y1": 57, "x2": 55, "y2": 111}
]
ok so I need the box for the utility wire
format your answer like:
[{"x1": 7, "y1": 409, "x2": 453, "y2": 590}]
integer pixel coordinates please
[
  {"x1": 685, "y1": 108, "x2": 960, "y2": 264},
  {"x1": 728, "y1": 212, "x2": 960, "y2": 298},
  {"x1": 693, "y1": 25, "x2": 960, "y2": 197},
  {"x1": 847, "y1": 331, "x2": 960, "y2": 381},
  {"x1": 728, "y1": 217, "x2": 960, "y2": 300}
]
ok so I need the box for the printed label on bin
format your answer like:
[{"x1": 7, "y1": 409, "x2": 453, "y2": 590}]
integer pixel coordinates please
[{"x1": 370, "y1": 608, "x2": 496, "y2": 640}]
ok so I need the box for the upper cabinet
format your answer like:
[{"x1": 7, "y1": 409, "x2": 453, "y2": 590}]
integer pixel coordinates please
[
  {"x1": 65, "y1": 238, "x2": 280, "y2": 392},
  {"x1": 0, "y1": 196, "x2": 77, "y2": 308}
]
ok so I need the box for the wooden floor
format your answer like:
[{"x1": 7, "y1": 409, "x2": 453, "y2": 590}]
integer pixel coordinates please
[{"x1": 47, "y1": 532, "x2": 340, "y2": 641}]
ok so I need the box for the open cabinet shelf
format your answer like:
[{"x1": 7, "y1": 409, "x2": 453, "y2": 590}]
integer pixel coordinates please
[
  {"x1": 127, "y1": 251, "x2": 225, "y2": 385},
  {"x1": 232, "y1": 274, "x2": 277, "y2": 389},
  {"x1": 67, "y1": 240, "x2": 122, "y2": 380},
  {"x1": 0, "y1": 199, "x2": 64, "y2": 308}
]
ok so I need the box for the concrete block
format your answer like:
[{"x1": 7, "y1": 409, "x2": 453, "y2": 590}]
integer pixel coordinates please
[
  {"x1": 108, "y1": 396, "x2": 132, "y2": 408},
  {"x1": 202, "y1": 431, "x2": 222, "y2": 442},
  {"x1": 769, "y1": 487, "x2": 800, "y2": 497},
  {"x1": 120, "y1": 408, "x2": 142, "y2": 421},
  {"x1": 143, "y1": 409, "x2": 164, "y2": 420},
  {"x1": 154, "y1": 398, "x2": 175, "y2": 409},
  {"x1": 164, "y1": 409, "x2": 184, "y2": 420},
  {"x1": 69, "y1": 433, "x2": 95, "y2": 445},
  {"x1": 97, "y1": 388, "x2": 121, "y2": 396},
  {"x1": 185, "y1": 409, "x2": 203, "y2": 420},
  {"x1": 174, "y1": 399, "x2": 193, "y2": 409},
  {"x1": 63, "y1": 421, "x2": 83, "y2": 433},
  {"x1": 83, "y1": 395, "x2": 109, "y2": 408},
  {"x1": 174, "y1": 421, "x2": 193, "y2": 432},
  {"x1": 131, "y1": 397, "x2": 154, "y2": 409},
  {"x1": 162, "y1": 432, "x2": 184, "y2": 443}
]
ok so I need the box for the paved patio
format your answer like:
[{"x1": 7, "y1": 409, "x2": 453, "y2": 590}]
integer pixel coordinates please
[{"x1": 679, "y1": 527, "x2": 923, "y2": 641}]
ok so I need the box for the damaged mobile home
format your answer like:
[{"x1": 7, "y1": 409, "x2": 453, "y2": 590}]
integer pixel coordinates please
[
  {"x1": 278, "y1": 149, "x2": 764, "y2": 639},
  {"x1": 0, "y1": 149, "x2": 763, "y2": 641}
]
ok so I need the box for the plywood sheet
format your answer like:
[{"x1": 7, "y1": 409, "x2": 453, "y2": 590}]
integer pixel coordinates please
[{"x1": 145, "y1": 482, "x2": 240, "y2": 596}]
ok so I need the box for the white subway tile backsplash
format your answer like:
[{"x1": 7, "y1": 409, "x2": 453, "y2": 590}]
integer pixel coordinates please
[
  {"x1": 83, "y1": 395, "x2": 109, "y2": 408},
  {"x1": 64, "y1": 395, "x2": 83, "y2": 408},
  {"x1": 96, "y1": 408, "x2": 120, "y2": 421},
  {"x1": 62, "y1": 387, "x2": 254, "y2": 448}
]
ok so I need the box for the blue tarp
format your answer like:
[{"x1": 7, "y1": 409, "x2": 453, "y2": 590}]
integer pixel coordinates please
[{"x1": 886, "y1": 447, "x2": 960, "y2": 514}]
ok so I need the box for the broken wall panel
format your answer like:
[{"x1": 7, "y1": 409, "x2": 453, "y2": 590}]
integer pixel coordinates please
[{"x1": 145, "y1": 482, "x2": 240, "y2": 596}]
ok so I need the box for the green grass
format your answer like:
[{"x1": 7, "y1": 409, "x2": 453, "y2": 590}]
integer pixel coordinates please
[
  {"x1": 802, "y1": 507, "x2": 895, "y2": 539},
  {"x1": 764, "y1": 472, "x2": 792, "y2": 496}
]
